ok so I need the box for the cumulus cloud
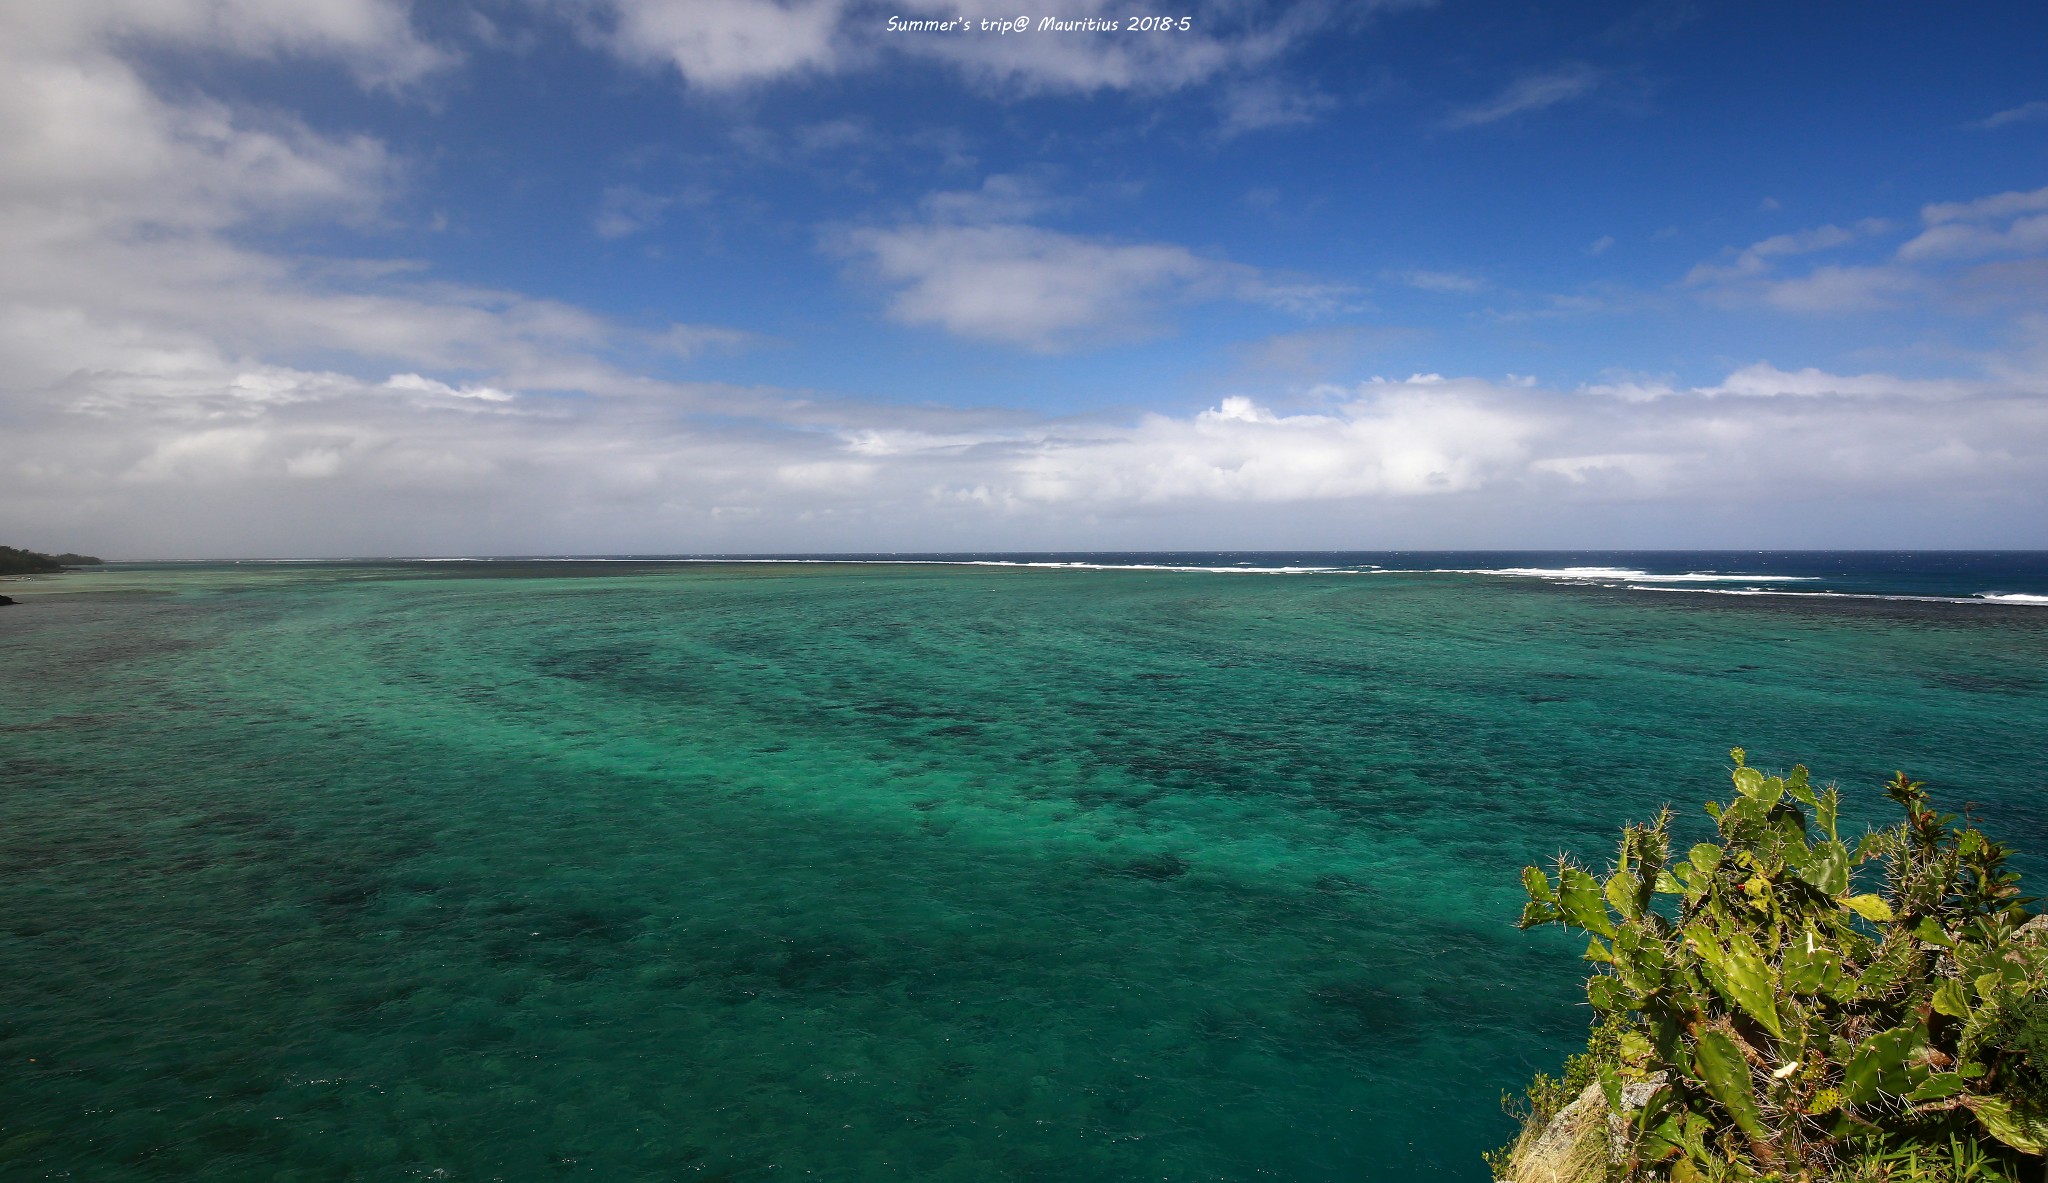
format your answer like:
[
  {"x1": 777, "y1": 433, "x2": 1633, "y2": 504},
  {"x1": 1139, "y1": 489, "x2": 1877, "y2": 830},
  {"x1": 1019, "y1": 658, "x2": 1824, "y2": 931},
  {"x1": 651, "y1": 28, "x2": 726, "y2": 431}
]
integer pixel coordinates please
[
  {"x1": 1753, "y1": 265, "x2": 1920, "y2": 313},
  {"x1": 832, "y1": 176, "x2": 1356, "y2": 350},
  {"x1": 839, "y1": 223, "x2": 1223, "y2": 349},
  {"x1": 1898, "y1": 184, "x2": 2048, "y2": 262},
  {"x1": 6, "y1": 0, "x2": 449, "y2": 90},
  {"x1": 0, "y1": 0, "x2": 757, "y2": 474},
  {"x1": 1008, "y1": 386, "x2": 1540, "y2": 503},
  {"x1": 6, "y1": 2, "x2": 2047, "y2": 556},
  {"x1": 586, "y1": 0, "x2": 1350, "y2": 97},
  {"x1": 1682, "y1": 219, "x2": 1933, "y2": 312},
  {"x1": 1683, "y1": 220, "x2": 1893, "y2": 286},
  {"x1": 13, "y1": 360, "x2": 2048, "y2": 555},
  {"x1": 1686, "y1": 186, "x2": 2048, "y2": 315},
  {"x1": 597, "y1": 0, "x2": 843, "y2": 89},
  {"x1": 1590, "y1": 363, "x2": 1999, "y2": 402},
  {"x1": 1444, "y1": 63, "x2": 1601, "y2": 128}
]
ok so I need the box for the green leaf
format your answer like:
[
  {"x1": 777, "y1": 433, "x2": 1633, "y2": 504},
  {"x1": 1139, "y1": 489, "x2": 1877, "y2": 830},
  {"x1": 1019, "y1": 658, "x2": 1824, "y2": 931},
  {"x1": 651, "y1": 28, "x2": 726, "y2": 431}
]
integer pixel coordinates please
[
  {"x1": 1911, "y1": 917, "x2": 1954, "y2": 947},
  {"x1": 1726, "y1": 931, "x2": 1785, "y2": 1038},
  {"x1": 1588, "y1": 974, "x2": 1631, "y2": 1014},
  {"x1": 1690, "y1": 843, "x2": 1723, "y2": 875},
  {"x1": 1521, "y1": 865, "x2": 1556, "y2": 903},
  {"x1": 1782, "y1": 930, "x2": 1844, "y2": 997},
  {"x1": 1605, "y1": 869, "x2": 1642, "y2": 920},
  {"x1": 1689, "y1": 924, "x2": 1784, "y2": 1039},
  {"x1": 1965, "y1": 1095, "x2": 2048, "y2": 1156},
  {"x1": 1908, "y1": 1072, "x2": 1970, "y2": 1103},
  {"x1": 1733, "y1": 767, "x2": 1765, "y2": 798},
  {"x1": 1843, "y1": 1025, "x2": 1923, "y2": 1105},
  {"x1": 1694, "y1": 1028, "x2": 1765, "y2": 1139},
  {"x1": 1786, "y1": 765, "x2": 1816, "y2": 807},
  {"x1": 1797, "y1": 840, "x2": 1850, "y2": 897},
  {"x1": 1557, "y1": 867, "x2": 1617, "y2": 938},
  {"x1": 1842, "y1": 894, "x2": 1894, "y2": 923},
  {"x1": 1932, "y1": 978, "x2": 1971, "y2": 1019}
]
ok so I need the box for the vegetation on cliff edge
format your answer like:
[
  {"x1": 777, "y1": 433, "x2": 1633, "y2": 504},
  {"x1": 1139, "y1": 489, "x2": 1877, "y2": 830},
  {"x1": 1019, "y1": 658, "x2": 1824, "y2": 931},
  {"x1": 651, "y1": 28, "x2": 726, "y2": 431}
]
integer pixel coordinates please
[{"x1": 1492, "y1": 751, "x2": 2048, "y2": 1182}]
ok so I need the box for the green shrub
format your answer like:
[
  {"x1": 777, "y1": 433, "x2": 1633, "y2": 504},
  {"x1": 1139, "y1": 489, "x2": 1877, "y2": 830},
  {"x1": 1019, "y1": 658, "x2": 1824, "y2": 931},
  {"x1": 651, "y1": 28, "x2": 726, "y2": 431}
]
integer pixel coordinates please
[{"x1": 1496, "y1": 750, "x2": 2048, "y2": 1182}]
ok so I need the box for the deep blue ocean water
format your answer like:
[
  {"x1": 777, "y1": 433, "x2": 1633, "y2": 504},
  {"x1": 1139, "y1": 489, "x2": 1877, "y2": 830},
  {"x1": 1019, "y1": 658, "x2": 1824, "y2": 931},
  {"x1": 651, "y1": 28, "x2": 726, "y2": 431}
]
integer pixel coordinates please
[{"x1": 2, "y1": 552, "x2": 2045, "y2": 1180}]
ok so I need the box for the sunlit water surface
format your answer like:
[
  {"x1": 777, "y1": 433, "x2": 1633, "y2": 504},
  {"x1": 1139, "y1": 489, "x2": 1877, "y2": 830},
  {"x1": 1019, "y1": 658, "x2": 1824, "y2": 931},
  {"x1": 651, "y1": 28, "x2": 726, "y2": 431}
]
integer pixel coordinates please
[{"x1": 4, "y1": 559, "x2": 2047, "y2": 1180}]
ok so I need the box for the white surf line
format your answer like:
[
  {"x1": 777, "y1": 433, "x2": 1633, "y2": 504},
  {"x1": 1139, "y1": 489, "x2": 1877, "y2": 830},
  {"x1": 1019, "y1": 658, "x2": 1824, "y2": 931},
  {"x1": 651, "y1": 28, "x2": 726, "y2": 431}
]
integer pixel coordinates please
[
  {"x1": 1421, "y1": 566, "x2": 1816, "y2": 583},
  {"x1": 397, "y1": 556, "x2": 1382, "y2": 575},
  {"x1": 1625, "y1": 585, "x2": 2048, "y2": 607}
]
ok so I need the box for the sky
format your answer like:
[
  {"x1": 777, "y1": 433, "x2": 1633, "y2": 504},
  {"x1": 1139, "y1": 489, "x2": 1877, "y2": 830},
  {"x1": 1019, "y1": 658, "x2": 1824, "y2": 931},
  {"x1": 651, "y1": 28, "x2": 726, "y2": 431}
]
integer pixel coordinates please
[{"x1": 3, "y1": 0, "x2": 2047, "y2": 557}]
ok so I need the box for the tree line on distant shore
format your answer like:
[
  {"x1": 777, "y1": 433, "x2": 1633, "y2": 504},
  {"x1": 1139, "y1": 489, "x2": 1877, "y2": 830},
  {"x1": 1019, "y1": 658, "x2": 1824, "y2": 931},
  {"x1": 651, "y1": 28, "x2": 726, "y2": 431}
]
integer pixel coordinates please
[{"x1": 0, "y1": 546, "x2": 103, "y2": 575}]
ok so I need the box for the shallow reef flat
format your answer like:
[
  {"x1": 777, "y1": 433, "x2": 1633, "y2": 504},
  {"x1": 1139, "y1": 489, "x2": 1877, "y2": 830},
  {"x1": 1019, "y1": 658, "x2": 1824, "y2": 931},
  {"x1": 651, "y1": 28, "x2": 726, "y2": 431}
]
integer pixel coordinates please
[{"x1": 3, "y1": 561, "x2": 2046, "y2": 1180}]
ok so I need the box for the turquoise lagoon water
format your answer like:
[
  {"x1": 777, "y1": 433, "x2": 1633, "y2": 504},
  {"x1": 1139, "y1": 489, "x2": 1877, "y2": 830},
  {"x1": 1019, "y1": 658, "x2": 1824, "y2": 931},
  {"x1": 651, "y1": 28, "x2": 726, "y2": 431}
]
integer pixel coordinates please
[{"x1": 3, "y1": 558, "x2": 2048, "y2": 1180}]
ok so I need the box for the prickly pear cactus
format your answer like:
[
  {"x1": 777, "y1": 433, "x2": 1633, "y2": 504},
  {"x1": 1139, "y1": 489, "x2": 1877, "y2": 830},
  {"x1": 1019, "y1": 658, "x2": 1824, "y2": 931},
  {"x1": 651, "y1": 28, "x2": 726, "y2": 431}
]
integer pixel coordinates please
[{"x1": 1511, "y1": 750, "x2": 2048, "y2": 1181}]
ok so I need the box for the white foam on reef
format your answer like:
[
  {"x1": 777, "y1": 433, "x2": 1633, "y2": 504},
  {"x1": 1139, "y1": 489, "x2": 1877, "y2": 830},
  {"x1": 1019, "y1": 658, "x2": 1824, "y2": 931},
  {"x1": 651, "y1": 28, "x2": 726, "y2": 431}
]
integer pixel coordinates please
[
  {"x1": 403, "y1": 557, "x2": 1381, "y2": 575},
  {"x1": 1625, "y1": 586, "x2": 2048, "y2": 607},
  {"x1": 1425, "y1": 566, "x2": 1814, "y2": 583}
]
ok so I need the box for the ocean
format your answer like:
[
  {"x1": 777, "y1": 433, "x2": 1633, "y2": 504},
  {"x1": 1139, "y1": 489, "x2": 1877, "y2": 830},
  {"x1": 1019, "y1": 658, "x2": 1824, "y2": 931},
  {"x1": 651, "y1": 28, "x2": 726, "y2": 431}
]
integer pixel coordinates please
[{"x1": 4, "y1": 553, "x2": 2046, "y2": 1180}]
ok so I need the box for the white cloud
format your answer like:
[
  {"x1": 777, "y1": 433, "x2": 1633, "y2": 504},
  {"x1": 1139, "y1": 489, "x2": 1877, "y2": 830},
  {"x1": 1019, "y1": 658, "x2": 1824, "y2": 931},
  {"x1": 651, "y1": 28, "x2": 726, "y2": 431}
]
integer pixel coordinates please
[
  {"x1": 1587, "y1": 235, "x2": 1614, "y2": 256},
  {"x1": 6, "y1": 3, "x2": 2048, "y2": 556},
  {"x1": 1682, "y1": 185, "x2": 2048, "y2": 318},
  {"x1": 1391, "y1": 269, "x2": 1487, "y2": 293},
  {"x1": 0, "y1": 0, "x2": 755, "y2": 431},
  {"x1": 654, "y1": 323, "x2": 758, "y2": 357},
  {"x1": 1216, "y1": 80, "x2": 1338, "y2": 137},
  {"x1": 1975, "y1": 101, "x2": 2048, "y2": 130},
  {"x1": 1899, "y1": 184, "x2": 2048, "y2": 261},
  {"x1": 1703, "y1": 363, "x2": 1989, "y2": 400},
  {"x1": 1920, "y1": 185, "x2": 2048, "y2": 226},
  {"x1": 1684, "y1": 220, "x2": 1892, "y2": 285},
  {"x1": 834, "y1": 178, "x2": 1356, "y2": 350},
  {"x1": 1681, "y1": 219, "x2": 1921, "y2": 311},
  {"x1": 1008, "y1": 386, "x2": 1540, "y2": 502},
  {"x1": 18, "y1": 361, "x2": 2048, "y2": 555},
  {"x1": 385, "y1": 373, "x2": 514, "y2": 401},
  {"x1": 1587, "y1": 363, "x2": 1995, "y2": 402},
  {"x1": 599, "y1": 0, "x2": 842, "y2": 89},
  {"x1": 6, "y1": 0, "x2": 449, "y2": 89},
  {"x1": 588, "y1": 0, "x2": 1349, "y2": 98},
  {"x1": 1757, "y1": 265, "x2": 1920, "y2": 312},
  {"x1": 839, "y1": 222, "x2": 1221, "y2": 349},
  {"x1": 594, "y1": 185, "x2": 672, "y2": 238},
  {"x1": 28, "y1": 354, "x2": 2048, "y2": 552},
  {"x1": 1444, "y1": 64, "x2": 1601, "y2": 129},
  {"x1": 917, "y1": 172, "x2": 1066, "y2": 224}
]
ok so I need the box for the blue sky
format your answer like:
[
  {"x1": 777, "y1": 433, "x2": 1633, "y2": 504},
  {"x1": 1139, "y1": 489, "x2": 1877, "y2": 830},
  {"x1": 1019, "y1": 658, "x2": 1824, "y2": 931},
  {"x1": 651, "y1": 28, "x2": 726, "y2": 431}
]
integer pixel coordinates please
[{"x1": 4, "y1": 0, "x2": 2047, "y2": 555}]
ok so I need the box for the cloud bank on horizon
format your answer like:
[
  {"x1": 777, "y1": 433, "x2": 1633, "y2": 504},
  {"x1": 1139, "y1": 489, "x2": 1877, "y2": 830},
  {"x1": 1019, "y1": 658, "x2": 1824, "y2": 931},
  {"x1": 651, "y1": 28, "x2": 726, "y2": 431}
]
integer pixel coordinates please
[{"x1": 2, "y1": 0, "x2": 2046, "y2": 556}]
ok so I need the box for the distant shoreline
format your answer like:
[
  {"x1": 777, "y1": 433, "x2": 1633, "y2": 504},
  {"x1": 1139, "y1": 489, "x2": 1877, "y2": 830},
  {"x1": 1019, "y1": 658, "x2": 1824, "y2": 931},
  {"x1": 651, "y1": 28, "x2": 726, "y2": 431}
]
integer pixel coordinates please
[{"x1": 0, "y1": 547, "x2": 104, "y2": 577}]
